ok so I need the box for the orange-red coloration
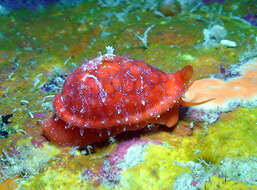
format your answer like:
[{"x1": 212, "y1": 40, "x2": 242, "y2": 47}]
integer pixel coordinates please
[{"x1": 42, "y1": 53, "x2": 195, "y2": 146}]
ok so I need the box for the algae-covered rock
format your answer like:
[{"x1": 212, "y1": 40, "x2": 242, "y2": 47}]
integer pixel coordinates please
[
  {"x1": 196, "y1": 107, "x2": 257, "y2": 164},
  {"x1": 17, "y1": 168, "x2": 91, "y2": 190},
  {"x1": 118, "y1": 137, "x2": 197, "y2": 189},
  {"x1": 205, "y1": 176, "x2": 257, "y2": 190}
]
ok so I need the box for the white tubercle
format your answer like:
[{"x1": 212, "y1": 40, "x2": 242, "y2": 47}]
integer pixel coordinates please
[
  {"x1": 106, "y1": 46, "x2": 114, "y2": 54},
  {"x1": 102, "y1": 46, "x2": 115, "y2": 60}
]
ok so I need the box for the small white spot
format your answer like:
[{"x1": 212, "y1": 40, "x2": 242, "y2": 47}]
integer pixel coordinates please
[
  {"x1": 101, "y1": 120, "x2": 105, "y2": 124},
  {"x1": 82, "y1": 64, "x2": 87, "y2": 72},
  {"x1": 150, "y1": 113, "x2": 154, "y2": 116},
  {"x1": 125, "y1": 117, "x2": 129, "y2": 122},
  {"x1": 106, "y1": 46, "x2": 114, "y2": 54},
  {"x1": 117, "y1": 109, "x2": 122, "y2": 114},
  {"x1": 54, "y1": 117, "x2": 59, "y2": 121},
  {"x1": 155, "y1": 115, "x2": 161, "y2": 120},
  {"x1": 64, "y1": 125, "x2": 70, "y2": 129},
  {"x1": 86, "y1": 145, "x2": 93, "y2": 154},
  {"x1": 135, "y1": 117, "x2": 139, "y2": 121},
  {"x1": 126, "y1": 70, "x2": 136, "y2": 79},
  {"x1": 190, "y1": 122, "x2": 194, "y2": 128},
  {"x1": 60, "y1": 108, "x2": 65, "y2": 112},
  {"x1": 140, "y1": 76, "x2": 144, "y2": 91},
  {"x1": 141, "y1": 100, "x2": 145, "y2": 106},
  {"x1": 160, "y1": 101, "x2": 164, "y2": 105},
  {"x1": 80, "y1": 108, "x2": 85, "y2": 113},
  {"x1": 80, "y1": 128, "x2": 84, "y2": 136},
  {"x1": 107, "y1": 130, "x2": 111, "y2": 136},
  {"x1": 116, "y1": 120, "x2": 121, "y2": 124},
  {"x1": 147, "y1": 123, "x2": 154, "y2": 129},
  {"x1": 220, "y1": 39, "x2": 237, "y2": 47},
  {"x1": 234, "y1": 86, "x2": 241, "y2": 90},
  {"x1": 60, "y1": 96, "x2": 64, "y2": 102},
  {"x1": 109, "y1": 137, "x2": 115, "y2": 143},
  {"x1": 123, "y1": 127, "x2": 126, "y2": 132},
  {"x1": 99, "y1": 132, "x2": 102, "y2": 137},
  {"x1": 80, "y1": 84, "x2": 86, "y2": 89}
]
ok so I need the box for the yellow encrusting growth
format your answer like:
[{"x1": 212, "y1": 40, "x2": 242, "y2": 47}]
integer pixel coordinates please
[
  {"x1": 17, "y1": 168, "x2": 91, "y2": 190},
  {"x1": 204, "y1": 176, "x2": 257, "y2": 190},
  {"x1": 195, "y1": 107, "x2": 257, "y2": 164},
  {"x1": 117, "y1": 137, "x2": 198, "y2": 190}
]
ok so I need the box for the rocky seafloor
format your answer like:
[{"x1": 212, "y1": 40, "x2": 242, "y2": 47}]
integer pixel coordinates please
[{"x1": 0, "y1": 0, "x2": 256, "y2": 189}]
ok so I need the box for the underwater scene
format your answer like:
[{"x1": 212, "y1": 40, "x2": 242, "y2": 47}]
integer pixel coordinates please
[{"x1": 0, "y1": 0, "x2": 256, "y2": 189}]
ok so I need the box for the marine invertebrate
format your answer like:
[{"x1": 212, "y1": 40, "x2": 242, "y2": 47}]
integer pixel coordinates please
[
  {"x1": 202, "y1": 24, "x2": 228, "y2": 47},
  {"x1": 184, "y1": 58, "x2": 257, "y2": 123},
  {"x1": 134, "y1": 24, "x2": 155, "y2": 48},
  {"x1": 42, "y1": 47, "x2": 207, "y2": 147}
]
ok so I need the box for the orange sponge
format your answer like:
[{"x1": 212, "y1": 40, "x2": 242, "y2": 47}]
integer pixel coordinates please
[{"x1": 184, "y1": 58, "x2": 257, "y2": 121}]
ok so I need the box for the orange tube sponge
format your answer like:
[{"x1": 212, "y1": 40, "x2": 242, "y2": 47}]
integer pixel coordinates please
[{"x1": 184, "y1": 58, "x2": 257, "y2": 122}]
